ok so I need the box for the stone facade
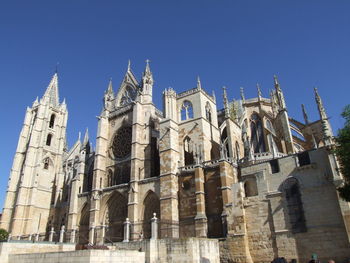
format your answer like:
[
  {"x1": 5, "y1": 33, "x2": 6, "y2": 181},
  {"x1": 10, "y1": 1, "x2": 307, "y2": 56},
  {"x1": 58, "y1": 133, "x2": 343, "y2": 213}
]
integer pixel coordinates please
[{"x1": 1, "y1": 62, "x2": 349, "y2": 262}]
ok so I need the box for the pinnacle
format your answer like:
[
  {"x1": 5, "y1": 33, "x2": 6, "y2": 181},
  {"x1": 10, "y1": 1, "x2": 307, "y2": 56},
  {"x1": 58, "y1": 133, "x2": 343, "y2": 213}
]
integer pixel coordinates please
[{"x1": 43, "y1": 72, "x2": 59, "y2": 106}]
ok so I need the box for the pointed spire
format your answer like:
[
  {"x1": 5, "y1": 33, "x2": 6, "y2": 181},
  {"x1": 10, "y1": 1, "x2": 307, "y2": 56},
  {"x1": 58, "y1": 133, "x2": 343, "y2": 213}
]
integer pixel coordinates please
[
  {"x1": 145, "y1": 59, "x2": 151, "y2": 75},
  {"x1": 301, "y1": 104, "x2": 310, "y2": 124},
  {"x1": 212, "y1": 90, "x2": 216, "y2": 102},
  {"x1": 43, "y1": 72, "x2": 59, "y2": 106},
  {"x1": 274, "y1": 75, "x2": 287, "y2": 110},
  {"x1": 223, "y1": 86, "x2": 230, "y2": 118},
  {"x1": 196, "y1": 76, "x2": 202, "y2": 90},
  {"x1": 256, "y1": 83, "x2": 262, "y2": 100},
  {"x1": 107, "y1": 78, "x2": 113, "y2": 94},
  {"x1": 127, "y1": 59, "x2": 131, "y2": 72},
  {"x1": 83, "y1": 128, "x2": 89, "y2": 146},
  {"x1": 314, "y1": 87, "x2": 327, "y2": 120},
  {"x1": 314, "y1": 87, "x2": 333, "y2": 145},
  {"x1": 240, "y1": 87, "x2": 245, "y2": 102}
]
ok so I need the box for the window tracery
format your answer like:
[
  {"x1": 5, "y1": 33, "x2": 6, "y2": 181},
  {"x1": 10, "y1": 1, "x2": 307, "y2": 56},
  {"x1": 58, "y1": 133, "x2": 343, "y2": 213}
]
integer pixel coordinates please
[
  {"x1": 250, "y1": 114, "x2": 265, "y2": 153},
  {"x1": 120, "y1": 86, "x2": 137, "y2": 106},
  {"x1": 112, "y1": 126, "x2": 132, "y2": 159},
  {"x1": 180, "y1": 101, "x2": 193, "y2": 121}
]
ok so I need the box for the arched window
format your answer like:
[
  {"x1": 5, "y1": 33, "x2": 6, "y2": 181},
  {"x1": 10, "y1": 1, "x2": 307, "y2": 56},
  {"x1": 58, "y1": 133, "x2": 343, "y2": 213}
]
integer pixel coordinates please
[
  {"x1": 284, "y1": 178, "x2": 307, "y2": 233},
  {"x1": 205, "y1": 102, "x2": 212, "y2": 123},
  {"x1": 183, "y1": 136, "x2": 194, "y2": 165},
  {"x1": 180, "y1": 101, "x2": 193, "y2": 121},
  {"x1": 49, "y1": 114, "x2": 55, "y2": 128},
  {"x1": 46, "y1": 134, "x2": 52, "y2": 146},
  {"x1": 221, "y1": 128, "x2": 230, "y2": 158},
  {"x1": 250, "y1": 114, "x2": 265, "y2": 153}
]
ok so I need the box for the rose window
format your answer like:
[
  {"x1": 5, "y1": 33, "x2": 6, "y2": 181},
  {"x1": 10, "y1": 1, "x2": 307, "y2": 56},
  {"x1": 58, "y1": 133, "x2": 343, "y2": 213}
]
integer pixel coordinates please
[{"x1": 112, "y1": 127, "x2": 132, "y2": 158}]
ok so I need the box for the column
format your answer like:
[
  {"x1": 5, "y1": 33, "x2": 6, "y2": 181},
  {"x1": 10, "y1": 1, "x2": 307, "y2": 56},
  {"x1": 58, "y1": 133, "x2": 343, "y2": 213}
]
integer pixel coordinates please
[
  {"x1": 194, "y1": 166, "x2": 207, "y2": 237},
  {"x1": 89, "y1": 225, "x2": 95, "y2": 245},
  {"x1": 151, "y1": 213, "x2": 158, "y2": 240},
  {"x1": 123, "y1": 218, "x2": 130, "y2": 242},
  {"x1": 70, "y1": 228, "x2": 76, "y2": 243},
  {"x1": 49, "y1": 227, "x2": 55, "y2": 242},
  {"x1": 59, "y1": 225, "x2": 65, "y2": 243}
]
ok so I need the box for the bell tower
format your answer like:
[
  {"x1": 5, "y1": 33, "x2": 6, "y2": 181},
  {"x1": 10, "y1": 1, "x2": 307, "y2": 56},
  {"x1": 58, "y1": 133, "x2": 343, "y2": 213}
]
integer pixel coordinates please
[{"x1": 0, "y1": 72, "x2": 68, "y2": 237}]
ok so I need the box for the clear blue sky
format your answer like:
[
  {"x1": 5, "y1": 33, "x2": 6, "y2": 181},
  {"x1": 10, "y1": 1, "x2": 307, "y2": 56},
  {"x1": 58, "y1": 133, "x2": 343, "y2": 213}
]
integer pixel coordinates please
[{"x1": 0, "y1": 0, "x2": 349, "y2": 210}]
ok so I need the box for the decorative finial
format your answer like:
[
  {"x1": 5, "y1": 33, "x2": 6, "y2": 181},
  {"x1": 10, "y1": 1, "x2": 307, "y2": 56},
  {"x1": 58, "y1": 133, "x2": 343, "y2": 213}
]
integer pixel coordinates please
[
  {"x1": 301, "y1": 104, "x2": 309, "y2": 124},
  {"x1": 240, "y1": 87, "x2": 245, "y2": 102},
  {"x1": 257, "y1": 83, "x2": 262, "y2": 99},
  {"x1": 127, "y1": 59, "x2": 131, "y2": 71},
  {"x1": 197, "y1": 76, "x2": 202, "y2": 90},
  {"x1": 223, "y1": 86, "x2": 230, "y2": 118},
  {"x1": 273, "y1": 75, "x2": 279, "y2": 86}
]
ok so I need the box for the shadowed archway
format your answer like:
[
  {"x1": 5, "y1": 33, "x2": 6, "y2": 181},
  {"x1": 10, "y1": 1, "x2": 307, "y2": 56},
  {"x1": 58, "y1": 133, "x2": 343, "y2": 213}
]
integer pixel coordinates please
[{"x1": 142, "y1": 191, "x2": 160, "y2": 239}]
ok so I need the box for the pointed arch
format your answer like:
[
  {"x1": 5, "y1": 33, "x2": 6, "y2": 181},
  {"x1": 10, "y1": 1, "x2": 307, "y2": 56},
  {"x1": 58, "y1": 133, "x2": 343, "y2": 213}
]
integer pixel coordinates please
[
  {"x1": 250, "y1": 113, "x2": 266, "y2": 153},
  {"x1": 104, "y1": 191, "x2": 128, "y2": 243},
  {"x1": 183, "y1": 136, "x2": 194, "y2": 165},
  {"x1": 77, "y1": 202, "x2": 90, "y2": 244},
  {"x1": 142, "y1": 191, "x2": 160, "y2": 239}
]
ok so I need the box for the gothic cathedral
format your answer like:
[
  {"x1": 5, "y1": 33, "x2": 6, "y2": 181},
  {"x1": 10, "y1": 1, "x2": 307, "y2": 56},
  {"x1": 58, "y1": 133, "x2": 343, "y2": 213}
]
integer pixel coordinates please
[{"x1": 1, "y1": 61, "x2": 350, "y2": 262}]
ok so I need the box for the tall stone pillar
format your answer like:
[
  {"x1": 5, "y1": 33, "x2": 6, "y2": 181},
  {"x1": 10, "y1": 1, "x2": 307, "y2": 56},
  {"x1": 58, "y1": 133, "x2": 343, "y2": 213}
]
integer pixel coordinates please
[
  {"x1": 89, "y1": 113, "x2": 109, "y2": 242},
  {"x1": 219, "y1": 161, "x2": 235, "y2": 237},
  {"x1": 194, "y1": 166, "x2": 207, "y2": 237},
  {"x1": 151, "y1": 213, "x2": 158, "y2": 240},
  {"x1": 49, "y1": 227, "x2": 55, "y2": 242},
  {"x1": 89, "y1": 225, "x2": 95, "y2": 245},
  {"x1": 59, "y1": 225, "x2": 65, "y2": 243},
  {"x1": 159, "y1": 118, "x2": 180, "y2": 238},
  {"x1": 70, "y1": 228, "x2": 76, "y2": 243},
  {"x1": 128, "y1": 102, "x2": 144, "y2": 240},
  {"x1": 123, "y1": 218, "x2": 131, "y2": 242}
]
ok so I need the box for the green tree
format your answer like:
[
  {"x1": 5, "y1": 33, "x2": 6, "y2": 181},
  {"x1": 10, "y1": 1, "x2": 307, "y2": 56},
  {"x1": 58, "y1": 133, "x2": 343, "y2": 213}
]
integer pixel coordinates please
[
  {"x1": 0, "y1": 228, "x2": 9, "y2": 241},
  {"x1": 335, "y1": 105, "x2": 350, "y2": 201}
]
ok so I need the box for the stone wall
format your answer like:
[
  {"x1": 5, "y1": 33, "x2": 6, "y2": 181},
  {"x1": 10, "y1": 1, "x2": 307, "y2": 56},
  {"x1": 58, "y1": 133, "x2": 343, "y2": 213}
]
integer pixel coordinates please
[
  {"x1": 113, "y1": 238, "x2": 220, "y2": 263},
  {"x1": 8, "y1": 249, "x2": 145, "y2": 263},
  {"x1": 0, "y1": 242, "x2": 75, "y2": 263}
]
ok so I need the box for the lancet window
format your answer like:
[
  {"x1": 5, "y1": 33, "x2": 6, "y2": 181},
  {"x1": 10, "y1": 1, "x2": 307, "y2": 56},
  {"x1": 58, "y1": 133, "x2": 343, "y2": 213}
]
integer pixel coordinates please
[
  {"x1": 250, "y1": 114, "x2": 265, "y2": 153},
  {"x1": 49, "y1": 114, "x2": 55, "y2": 128}
]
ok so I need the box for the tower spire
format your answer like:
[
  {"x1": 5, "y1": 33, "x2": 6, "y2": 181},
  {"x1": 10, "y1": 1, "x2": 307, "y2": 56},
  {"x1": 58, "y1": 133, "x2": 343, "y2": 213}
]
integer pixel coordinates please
[
  {"x1": 142, "y1": 59, "x2": 154, "y2": 103},
  {"x1": 301, "y1": 104, "x2": 310, "y2": 124},
  {"x1": 43, "y1": 72, "x2": 59, "y2": 106}
]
